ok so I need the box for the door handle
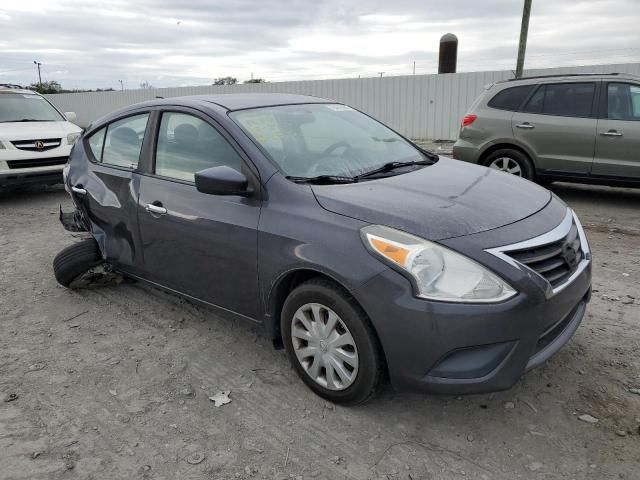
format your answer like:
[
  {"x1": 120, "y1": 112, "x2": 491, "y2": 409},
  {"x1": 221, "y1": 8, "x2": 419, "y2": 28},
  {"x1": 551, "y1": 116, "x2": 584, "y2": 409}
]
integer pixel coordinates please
[
  {"x1": 516, "y1": 123, "x2": 535, "y2": 129},
  {"x1": 600, "y1": 130, "x2": 623, "y2": 137},
  {"x1": 145, "y1": 203, "x2": 167, "y2": 215},
  {"x1": 71, "y1": 185, "x2": 87, "y2": 195}
]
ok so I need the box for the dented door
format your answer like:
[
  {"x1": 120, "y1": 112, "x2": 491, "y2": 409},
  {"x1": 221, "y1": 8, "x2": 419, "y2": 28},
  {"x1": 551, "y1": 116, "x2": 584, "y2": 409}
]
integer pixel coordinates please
[{"x1": 67, "y1": 112, "x2": 151, "y2": 273}]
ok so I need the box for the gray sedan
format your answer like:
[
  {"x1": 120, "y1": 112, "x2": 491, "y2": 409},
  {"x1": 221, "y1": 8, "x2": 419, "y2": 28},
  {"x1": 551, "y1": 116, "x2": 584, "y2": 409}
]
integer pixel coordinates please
[{"x1": 55, "y1": 93, "x2": 592, "y2": 404}]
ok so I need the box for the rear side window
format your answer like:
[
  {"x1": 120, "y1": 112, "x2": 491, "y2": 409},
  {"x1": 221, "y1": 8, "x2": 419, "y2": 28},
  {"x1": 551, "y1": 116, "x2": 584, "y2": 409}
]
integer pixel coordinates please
[
  {"x1": 487, "y1": 85, "x2": 535, "y2": 111},
  {"x1": 523, "y1": 83, "x2": 595, "y2": 117},
  {"x1": 522, "y1": 87, "x2": 545, "y2": 113},
  {"x1": 100, "y1": 114, "x2": 149, "y2": 168},
  {"x1": 87, "y1": 128, "x2": 106, "y2": 161}
]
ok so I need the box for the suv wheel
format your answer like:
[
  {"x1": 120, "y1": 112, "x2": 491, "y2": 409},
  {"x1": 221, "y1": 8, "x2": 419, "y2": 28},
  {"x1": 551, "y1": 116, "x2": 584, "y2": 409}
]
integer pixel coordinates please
[
  {"x1": 484, "y1": 148, "x2": 534, "y2": 180},
  {"x1": 281, "y1": 278, "x2": 383, "y2": 405}
]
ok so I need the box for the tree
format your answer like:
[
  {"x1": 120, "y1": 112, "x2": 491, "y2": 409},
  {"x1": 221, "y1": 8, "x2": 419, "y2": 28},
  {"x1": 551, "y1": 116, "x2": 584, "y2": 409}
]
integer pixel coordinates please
[
  {"x1": 213, "y1": 76, "x2": 238, "y2": 85},
  {"x1": 28, "y1": 80, "x2": 63, "y2": 94},
  {"x1": 25, "y1": 81, "x2": 116, "y2": 94},
  {"x1": 140, "y1": 80, "x2": 154, "y2": 89},
  {"x1": 243, "y1": 78, "x2": 266, "y2": 84}
]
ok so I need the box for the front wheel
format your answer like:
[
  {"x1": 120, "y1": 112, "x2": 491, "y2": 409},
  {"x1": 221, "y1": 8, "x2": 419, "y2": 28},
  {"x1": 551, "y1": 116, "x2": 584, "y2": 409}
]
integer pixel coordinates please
[
  {"x1": 281, "y1": 278, "x2": 383, "y2": 405},
  {"x1": 484, "y1": 148, "x2": 534, "y2": 181}
]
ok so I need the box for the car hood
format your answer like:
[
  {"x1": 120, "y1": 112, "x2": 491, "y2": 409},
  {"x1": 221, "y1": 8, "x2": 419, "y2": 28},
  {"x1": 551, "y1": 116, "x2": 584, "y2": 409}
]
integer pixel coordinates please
[
  {"x1": 311, "y1": 157, "x2": 552, "y2": 241},
  {"x1": 0, "y1": 121, "x2": 81, "y2": 141}
]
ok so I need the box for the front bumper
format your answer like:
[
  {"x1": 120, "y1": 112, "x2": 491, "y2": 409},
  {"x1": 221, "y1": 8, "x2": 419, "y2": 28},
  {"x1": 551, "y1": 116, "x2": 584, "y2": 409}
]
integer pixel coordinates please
[
  {"x1": 0, "y1": 145, "x2": 71, "y2": 187},
  {"x1": 0, "y1": 164, "x2": 65, "y2": 187},
  {"x1": 354, "y1": 205, "x2": 592, "y2": 395}
]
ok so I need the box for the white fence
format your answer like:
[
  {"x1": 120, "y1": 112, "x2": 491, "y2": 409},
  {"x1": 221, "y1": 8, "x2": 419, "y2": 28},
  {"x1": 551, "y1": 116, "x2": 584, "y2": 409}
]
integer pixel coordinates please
[{"x1": 46, "y1": 63, "x2": 640, "y2": 140}]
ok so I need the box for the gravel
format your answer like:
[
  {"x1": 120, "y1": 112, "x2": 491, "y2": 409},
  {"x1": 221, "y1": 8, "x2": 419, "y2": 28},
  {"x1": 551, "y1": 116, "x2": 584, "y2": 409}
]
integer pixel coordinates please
[{"x1": 1, "y1": 182, "x2": 639, "y2": 479}]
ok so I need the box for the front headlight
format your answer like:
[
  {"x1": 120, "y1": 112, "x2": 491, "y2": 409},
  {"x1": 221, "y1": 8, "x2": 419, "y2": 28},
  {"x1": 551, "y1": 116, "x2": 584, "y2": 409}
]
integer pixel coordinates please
[
  {"x1": 67, "y1": 132, "x2": 81, "y2": 145},
  {"x1": 361, "y1": 225, "x2": 516, "y2": 303}
]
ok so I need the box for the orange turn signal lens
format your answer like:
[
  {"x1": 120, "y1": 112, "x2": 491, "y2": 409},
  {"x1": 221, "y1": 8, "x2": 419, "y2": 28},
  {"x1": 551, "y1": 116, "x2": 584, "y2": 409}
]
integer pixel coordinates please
[{"x1": 369, "y1": 236, "x2": 410, "y2": 266}]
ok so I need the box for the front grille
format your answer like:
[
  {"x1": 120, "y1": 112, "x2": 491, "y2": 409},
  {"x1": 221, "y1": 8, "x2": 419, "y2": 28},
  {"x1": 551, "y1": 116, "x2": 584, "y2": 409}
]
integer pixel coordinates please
[
  {"x1": 505, "y1": 220, "x2": 583, "y2": 288},
  {"x1": 11, "y1": 138, "x2": 62, "y2": 152},
  {"x1": 7, "y1": 156, "x2": 68, "y2": 169}
]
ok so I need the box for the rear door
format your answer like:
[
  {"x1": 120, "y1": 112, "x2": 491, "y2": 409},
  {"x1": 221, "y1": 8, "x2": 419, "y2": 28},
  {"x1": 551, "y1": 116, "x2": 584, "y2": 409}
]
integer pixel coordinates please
[
  {"x1": 136, "y1": 108, "x2": 262, "y2": 319},
  {"x1": 593, "y1": 82, "x2": 640, "y2": 179},
  {"x1": 512, "y1": 82, "x2": 598, "y2": 174},
  {"x1": 76, "y1": 112, "x2": 150, "y2": 271}
]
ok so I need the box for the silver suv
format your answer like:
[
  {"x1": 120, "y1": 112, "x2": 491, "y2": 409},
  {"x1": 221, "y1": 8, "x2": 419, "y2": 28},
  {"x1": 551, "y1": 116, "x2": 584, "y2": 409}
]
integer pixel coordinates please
[{"x1": 453, "y1": 73, "x2": 640, "y2": 186}]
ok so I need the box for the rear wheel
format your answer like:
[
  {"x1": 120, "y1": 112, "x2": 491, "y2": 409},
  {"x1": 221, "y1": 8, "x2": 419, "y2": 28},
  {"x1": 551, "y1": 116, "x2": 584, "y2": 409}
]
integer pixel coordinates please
[
  {"x1": 53, "y1": 238, "x2": 102, "y2": 287},
  {"x1": 281, "y1": 278, "x2": 383, "y2": 405},
  {"x1": 484, "y1": 148, "x2": 534, "y2": 181}
]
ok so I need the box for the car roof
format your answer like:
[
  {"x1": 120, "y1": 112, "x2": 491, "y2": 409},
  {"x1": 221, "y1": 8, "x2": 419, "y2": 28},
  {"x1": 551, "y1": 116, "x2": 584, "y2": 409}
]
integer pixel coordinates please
[
  {"x1": 496, "y1": 72, "x2": 640, "y2": 85},
  {"x1": 0, "y1": 84, "x2": 39, "y2": 95},
  {"x1": 138, "y1": 93, "x2": 333, "y2": 112}
]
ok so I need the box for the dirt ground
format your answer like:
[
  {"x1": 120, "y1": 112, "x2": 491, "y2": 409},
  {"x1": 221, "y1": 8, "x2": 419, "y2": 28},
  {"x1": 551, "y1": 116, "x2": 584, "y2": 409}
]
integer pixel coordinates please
[{"x1": 1, "y1": 182, "x2": 639, "y2": 480}]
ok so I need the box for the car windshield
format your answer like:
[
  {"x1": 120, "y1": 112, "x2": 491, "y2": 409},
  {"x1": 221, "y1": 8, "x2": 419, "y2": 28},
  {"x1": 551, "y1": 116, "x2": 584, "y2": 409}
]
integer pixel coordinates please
[
  {"x1": 0, "y1": 93, "x2": 64, "y2": 122},
  {"x1": 230, "y1": 103, "x2": 428, "y2": 179}
]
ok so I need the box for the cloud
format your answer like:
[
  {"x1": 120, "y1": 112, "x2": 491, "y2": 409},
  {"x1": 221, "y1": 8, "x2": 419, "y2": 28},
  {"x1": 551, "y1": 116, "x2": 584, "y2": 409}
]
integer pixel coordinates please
[{"x1": 0, "y1": 0, "x2": 638, "y2": 89}]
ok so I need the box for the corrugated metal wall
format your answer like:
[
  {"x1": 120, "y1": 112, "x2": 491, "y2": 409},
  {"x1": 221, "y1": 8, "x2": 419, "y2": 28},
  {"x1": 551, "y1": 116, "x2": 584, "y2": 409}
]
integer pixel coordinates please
[{"x1": 45, "y1": 63, "x2": 640, "y2": 140}]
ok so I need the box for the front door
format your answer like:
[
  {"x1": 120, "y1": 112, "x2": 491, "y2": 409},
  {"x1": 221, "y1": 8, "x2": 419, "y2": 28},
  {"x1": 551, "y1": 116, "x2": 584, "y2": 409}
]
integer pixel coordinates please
[
  {"x1": 136, "y1": 110, "x2": 261, "y2": 319},
  {"x1": 512, "y1": 82, "x2": 598, "y2": 175},
  {"x1": 593, "y1": 82, "x2": 640, "y2": 179}
]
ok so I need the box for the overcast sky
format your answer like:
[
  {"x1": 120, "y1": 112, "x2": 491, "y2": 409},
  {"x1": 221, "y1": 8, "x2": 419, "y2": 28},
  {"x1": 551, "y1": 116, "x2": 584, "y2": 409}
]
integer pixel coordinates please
[{"x1": 1, "y1": 0, "x2": 639, "y2": 90}]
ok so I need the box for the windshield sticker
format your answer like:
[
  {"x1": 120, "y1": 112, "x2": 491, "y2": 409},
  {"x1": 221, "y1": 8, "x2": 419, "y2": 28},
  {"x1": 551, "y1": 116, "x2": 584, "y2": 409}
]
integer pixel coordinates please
[{"x1": 326, "y1": 105, "x2": 353, "y2": 112}]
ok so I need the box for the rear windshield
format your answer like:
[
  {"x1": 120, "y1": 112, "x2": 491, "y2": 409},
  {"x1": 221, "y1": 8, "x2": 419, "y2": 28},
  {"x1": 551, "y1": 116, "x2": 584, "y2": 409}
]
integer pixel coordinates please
[{"x1": 0, "y1": 93, "x2": 64, "y2": 123}]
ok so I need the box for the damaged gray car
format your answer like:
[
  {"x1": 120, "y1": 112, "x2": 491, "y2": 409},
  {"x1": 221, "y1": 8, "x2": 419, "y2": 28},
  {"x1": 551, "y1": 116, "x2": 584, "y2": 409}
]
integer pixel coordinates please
[{"x1": 56, "y1": 94, "x2": 592, "y2": 405}]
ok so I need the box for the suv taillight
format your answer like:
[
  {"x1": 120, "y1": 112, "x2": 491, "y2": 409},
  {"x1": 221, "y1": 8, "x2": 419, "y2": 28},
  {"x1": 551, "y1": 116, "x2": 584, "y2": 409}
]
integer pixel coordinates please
[{"x1": 461, "y1": 114, "x2": 477, "y2": 127}]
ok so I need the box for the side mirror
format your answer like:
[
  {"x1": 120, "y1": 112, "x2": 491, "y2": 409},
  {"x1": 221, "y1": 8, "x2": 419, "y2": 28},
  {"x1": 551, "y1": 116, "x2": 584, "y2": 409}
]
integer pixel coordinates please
[
  {"x1": 195, "y1": 166, "x2": 249, "y2": 195},
  {"x1": 64, "y1": 111, "x2": 77, "y2": 123}
]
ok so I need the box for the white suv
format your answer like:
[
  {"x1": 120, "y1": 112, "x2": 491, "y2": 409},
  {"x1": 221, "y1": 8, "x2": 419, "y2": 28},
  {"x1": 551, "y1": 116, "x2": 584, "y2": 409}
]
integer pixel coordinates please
[{"x1": 0, "y1": 84, "x2": 82, "y2": 189}]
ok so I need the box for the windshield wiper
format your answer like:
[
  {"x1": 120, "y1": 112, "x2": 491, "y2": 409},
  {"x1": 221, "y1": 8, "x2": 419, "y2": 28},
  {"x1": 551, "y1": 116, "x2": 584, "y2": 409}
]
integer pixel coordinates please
[
  {"x1": 286, "y1": 174, "x2": 356, "y2": 185},
  {"x1": 354, "y1": 160, "x2": 432, "y2": 180}
]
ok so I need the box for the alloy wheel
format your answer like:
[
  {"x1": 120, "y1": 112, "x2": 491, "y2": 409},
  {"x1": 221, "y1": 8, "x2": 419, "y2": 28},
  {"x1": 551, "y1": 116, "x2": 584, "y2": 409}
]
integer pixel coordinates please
[
  {"x1": 489, "y1": 156, "x2": 523, "y2": 176},
  {"x1": 290, "y1": 303, "x2": 359, "y2": 391}
]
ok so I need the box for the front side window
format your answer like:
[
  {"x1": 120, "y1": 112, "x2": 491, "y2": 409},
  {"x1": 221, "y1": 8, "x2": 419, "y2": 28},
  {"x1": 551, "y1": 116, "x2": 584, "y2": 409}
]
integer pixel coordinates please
[
  {"x1": 607, "y1": 83, "x2": 640, "y2": 120},
  {"x1": 0, "y1": 93, "x2": 65, "y2": 123},
  {"x1": 231, "y1": 104, "x2": 424, "y2": 178},
  {"x1": 488, "y1": 85, "x2": 535, "y2": 111},
  {"x1": 101, "y1": 114, "x2": 149, "y2": 168},
  {"x1": 523, "y1": 83, "x2": 595, "y2": 118},
  {"x1": 155, "y1": 112, "x2": 243, "y2": 182}
]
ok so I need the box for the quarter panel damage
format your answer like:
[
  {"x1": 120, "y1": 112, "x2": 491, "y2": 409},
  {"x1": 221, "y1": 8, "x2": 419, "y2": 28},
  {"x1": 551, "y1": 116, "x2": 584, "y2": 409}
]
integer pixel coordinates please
[{"x1": 59, "y1": 205, "x2": 89, "y2": 233}]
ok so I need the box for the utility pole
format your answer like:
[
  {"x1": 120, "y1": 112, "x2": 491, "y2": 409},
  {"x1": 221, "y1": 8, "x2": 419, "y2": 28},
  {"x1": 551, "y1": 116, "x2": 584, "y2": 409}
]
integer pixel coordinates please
[
  {"x1": 412, "y1": 61, "x2": 416, "y2": 75},
  {"x1": 118, "y1": 79, "x2": 124, "y2": 91},
  {"x1": 33, "y1": 60, "x2": 42, "y2": 86},
  {"x1": 515, "y1": 0, "x2": 532, "y2": 78},
  {"x1": 378, "y1": 72, "x2": 385, "y2": 78}
]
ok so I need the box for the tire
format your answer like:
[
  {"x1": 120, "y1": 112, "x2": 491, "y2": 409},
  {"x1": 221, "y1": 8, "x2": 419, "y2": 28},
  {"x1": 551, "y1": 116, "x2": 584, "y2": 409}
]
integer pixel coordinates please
[
  {"x1": 483, "y1": 148, "x2": 535, "y2": 181},
  {"x1": 281, "y1": 277, "x2": 383, "y2": 405},
  {"x1": 53, "y1": 238, "x2": 102, "y2": 288}
]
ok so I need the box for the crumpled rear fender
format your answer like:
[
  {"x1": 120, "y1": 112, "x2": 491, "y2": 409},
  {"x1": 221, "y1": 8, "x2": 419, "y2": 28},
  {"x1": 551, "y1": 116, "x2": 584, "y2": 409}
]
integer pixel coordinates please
[{"x1": 59, "y1": 205, "x2": 90, "y2": 233}]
